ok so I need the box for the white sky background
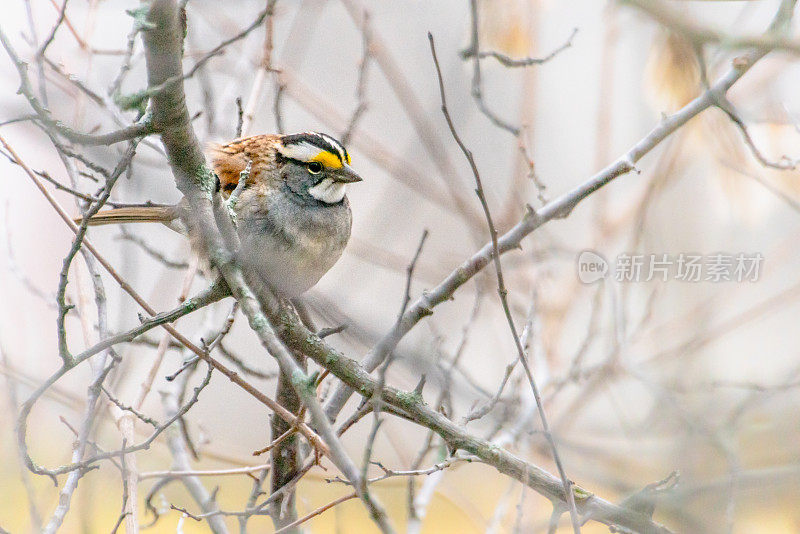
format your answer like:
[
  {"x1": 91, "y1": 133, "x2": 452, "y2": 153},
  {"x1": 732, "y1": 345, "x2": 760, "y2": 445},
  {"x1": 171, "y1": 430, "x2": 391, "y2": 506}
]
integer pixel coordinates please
[{"x1": 2, "y1": 0, "x2": 800, "y2": 531}]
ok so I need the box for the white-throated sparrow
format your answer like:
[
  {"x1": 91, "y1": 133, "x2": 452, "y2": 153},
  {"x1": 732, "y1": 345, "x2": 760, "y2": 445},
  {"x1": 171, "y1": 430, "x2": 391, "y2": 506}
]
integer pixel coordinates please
[{"x1": 79, "y1": 132, "x2": 362, "y2": 297}]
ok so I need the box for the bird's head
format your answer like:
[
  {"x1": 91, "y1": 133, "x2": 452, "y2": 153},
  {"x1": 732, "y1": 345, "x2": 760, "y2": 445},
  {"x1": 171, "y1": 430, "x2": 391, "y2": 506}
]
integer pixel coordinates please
[{"x1": 276, "y1": 132, "x2": 362, "y2": 205}]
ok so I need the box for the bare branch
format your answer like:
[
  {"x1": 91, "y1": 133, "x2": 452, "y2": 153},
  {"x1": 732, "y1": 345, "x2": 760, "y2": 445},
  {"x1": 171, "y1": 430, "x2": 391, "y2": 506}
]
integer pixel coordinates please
[
  {"x1": 625, "y1": 0, "x2": 800, "y2": 53},
  {"x1": 466, "y1": 28, "x2": 578, "y2": 68}
]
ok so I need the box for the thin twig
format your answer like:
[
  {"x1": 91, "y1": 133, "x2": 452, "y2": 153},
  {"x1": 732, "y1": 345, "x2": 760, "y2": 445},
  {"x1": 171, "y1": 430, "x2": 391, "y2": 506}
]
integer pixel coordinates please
[
  {"x1": 465, "y1": 28, "x2": 578, "y2": 67},
  {"x1": 117, "y1": 228, "x2": 190, "y2": 270},
  {"x1": 273, "y1": 493, "x2": 357, "y2": 534},
  {"x1": 429, "y1": 32, "x2": 582, "y2": 534},
  {"x1": 102, "y1": 386, "x2": 159, "y2": 428},
  {"x1": 139, "y1": 464, "x2": 272, "y2": 480},
  {"x1": 36, "y1": 0, "x2": 70, "y2": 59},
  {"x1": 463, "y1": 0, "x2": 519, "y2": 135},
  {"x1": 716, "y1": 96, "x2": 798, "y2": 170},
  {"x1": 341, "y1": 9, "x2": 371, "y2": 145}
]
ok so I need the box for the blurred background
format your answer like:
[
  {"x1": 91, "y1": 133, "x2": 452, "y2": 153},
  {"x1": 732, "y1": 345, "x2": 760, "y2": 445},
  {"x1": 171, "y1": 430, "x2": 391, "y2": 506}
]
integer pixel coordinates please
[{"x1": 2, "y1": 0, "x2": 800, "y2": 532}]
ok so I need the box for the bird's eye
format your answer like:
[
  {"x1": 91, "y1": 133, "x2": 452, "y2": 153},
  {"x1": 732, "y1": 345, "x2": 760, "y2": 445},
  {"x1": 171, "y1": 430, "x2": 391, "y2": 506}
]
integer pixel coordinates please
[{"x1": 307, "y1": 161, "x2": 323, "y2": 174}]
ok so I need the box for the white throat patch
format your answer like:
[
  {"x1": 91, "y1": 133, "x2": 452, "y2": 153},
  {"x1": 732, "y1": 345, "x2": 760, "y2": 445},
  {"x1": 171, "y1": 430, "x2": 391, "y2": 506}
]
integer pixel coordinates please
[{"x1": 308, "y1": 178, "x2": 347, "y2": 204}]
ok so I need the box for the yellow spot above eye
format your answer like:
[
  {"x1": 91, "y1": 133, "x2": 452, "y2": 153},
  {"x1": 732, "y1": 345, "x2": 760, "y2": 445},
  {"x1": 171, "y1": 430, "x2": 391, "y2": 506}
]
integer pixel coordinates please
[{"x1": 310, "y1": 150, "x2": 343, "y2": 169}]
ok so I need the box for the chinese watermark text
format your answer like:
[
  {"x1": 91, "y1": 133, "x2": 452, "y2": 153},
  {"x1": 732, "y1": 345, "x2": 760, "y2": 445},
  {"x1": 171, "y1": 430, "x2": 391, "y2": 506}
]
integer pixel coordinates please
[{"x1": 577, "y1": 251, "x2": 763, "y2": 284}]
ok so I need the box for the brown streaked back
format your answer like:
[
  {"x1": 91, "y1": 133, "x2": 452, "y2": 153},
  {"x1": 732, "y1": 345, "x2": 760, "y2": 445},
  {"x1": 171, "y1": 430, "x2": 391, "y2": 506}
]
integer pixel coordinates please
[{"x1": 207, "y1": 134, "x2": 282, "y2": 194}]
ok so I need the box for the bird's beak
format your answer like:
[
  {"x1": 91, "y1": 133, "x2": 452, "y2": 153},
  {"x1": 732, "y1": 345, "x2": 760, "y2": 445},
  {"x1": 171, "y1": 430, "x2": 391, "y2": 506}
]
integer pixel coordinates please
[{"x1": 334, "y1": 164, "x2": 363, "y2": 183}]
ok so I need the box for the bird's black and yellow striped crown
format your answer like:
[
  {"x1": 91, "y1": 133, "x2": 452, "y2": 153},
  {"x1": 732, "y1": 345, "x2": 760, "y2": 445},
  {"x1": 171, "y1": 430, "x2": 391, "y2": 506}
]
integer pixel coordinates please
[{"x1": 277, "y1": 132, "x2": 351, "y2": 170}]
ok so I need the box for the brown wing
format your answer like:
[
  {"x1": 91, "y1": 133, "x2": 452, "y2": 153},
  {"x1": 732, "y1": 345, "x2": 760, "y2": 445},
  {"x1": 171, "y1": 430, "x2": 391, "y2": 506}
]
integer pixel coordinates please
[{"x1": 207, "y1": 134, "x2": 281, "y2": 194}]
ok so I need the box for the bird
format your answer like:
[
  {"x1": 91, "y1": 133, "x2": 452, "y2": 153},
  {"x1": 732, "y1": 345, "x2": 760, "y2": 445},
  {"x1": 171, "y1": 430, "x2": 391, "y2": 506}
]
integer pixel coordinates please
[{"x1": 78, "y1": 132, "x2": 362, "y2": 297}]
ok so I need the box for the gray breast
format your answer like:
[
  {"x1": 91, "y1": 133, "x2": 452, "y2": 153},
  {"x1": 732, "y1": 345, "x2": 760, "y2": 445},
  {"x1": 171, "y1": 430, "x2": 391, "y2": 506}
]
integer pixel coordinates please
[{"x1": 238, "y1": 195, "x2": 352, "y2": 297}]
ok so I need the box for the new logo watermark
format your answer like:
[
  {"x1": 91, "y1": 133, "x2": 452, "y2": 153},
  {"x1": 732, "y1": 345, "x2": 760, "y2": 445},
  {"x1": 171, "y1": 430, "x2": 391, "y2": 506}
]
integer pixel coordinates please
[
  {"x1": 577, "y1": 250, "x2": 609, "y2": 283},
  {"x1": 577, "y1": 251, "x2": 763, "y2": 284}
]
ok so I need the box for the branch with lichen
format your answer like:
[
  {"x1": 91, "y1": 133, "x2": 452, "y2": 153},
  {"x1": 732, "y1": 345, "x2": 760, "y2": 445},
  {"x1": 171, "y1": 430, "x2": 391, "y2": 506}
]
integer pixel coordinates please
[{"x1": 140, "y1": 2, "x2": 395, "y2": 531}]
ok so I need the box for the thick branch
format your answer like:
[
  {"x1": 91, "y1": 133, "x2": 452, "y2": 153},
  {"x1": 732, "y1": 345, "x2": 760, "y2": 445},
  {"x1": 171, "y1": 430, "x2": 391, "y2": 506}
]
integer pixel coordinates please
[{"x1": 140, "y1": 2, "x2": 393, "y2": 531}]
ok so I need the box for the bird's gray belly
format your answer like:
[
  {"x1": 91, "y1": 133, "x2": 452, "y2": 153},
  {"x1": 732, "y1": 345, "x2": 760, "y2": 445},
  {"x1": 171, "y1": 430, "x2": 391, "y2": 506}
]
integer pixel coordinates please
[{"x1": 239, "y1": 205, "x2": 350, "y2": 297}]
